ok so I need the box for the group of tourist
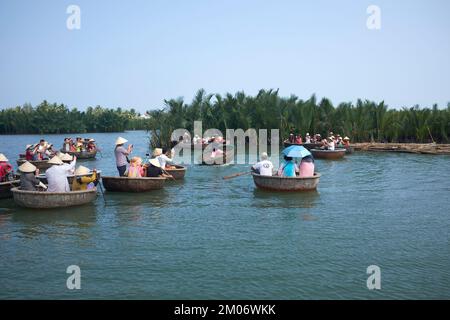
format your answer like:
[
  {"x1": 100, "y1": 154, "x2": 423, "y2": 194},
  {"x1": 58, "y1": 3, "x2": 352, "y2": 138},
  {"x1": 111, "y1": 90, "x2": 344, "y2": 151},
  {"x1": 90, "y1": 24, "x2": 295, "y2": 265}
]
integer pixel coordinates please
[
  {"x1": 114, "y1": 137, "x2": 174, "y2": 179},
  {"x1": 62, "y1": 137, "x2": 97, "y2": 153},
  {"x1": 192, "y1": 135, "x2": 226, "y2": 145},
  {"x1": 288, "y1": 131, "x2": 351, "y2": 151},
  {"x1": 318, "y1": 133, "x2": 350, "y2": 151},
  {"x1": 251, "y1": 152, "x2": 315, "y2": 178},
  {"x1": 24, "y1": 140, "x2": 56, "y2": 161},
  {"x1": 17, "y1": 154, "x2": 98, "y2": 192}
]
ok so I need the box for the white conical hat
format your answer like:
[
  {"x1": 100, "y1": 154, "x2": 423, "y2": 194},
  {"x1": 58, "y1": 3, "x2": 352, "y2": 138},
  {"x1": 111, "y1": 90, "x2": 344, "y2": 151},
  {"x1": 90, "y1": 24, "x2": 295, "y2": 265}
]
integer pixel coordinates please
[
  {"x1": 115, "y1": 137, "x2": 128, "y2": 145},
  {"x1": 48, "y1": 156, "x2": 63, "y2": 165},
  {"x1": 149, "y1": 158, "x2": 161, "y2": 168},
  {"x1": 19, "y1": 161, "x2": 37, "y2": 173},
  {"x1": 152, "y1": 148, "x2": 163, "y2": 157},
  {"x1": 74, "y1": 165, "x2": 91, "y2": 175},
  {"x1": 59, "y1": 153, "x2": 73, "y2": 161},
  {"x1": 0, "y1": 153, "x2": 8, "y2": 162},
  {"x1": 343, "y1": 136, "x2": 350, "y2": 140}
]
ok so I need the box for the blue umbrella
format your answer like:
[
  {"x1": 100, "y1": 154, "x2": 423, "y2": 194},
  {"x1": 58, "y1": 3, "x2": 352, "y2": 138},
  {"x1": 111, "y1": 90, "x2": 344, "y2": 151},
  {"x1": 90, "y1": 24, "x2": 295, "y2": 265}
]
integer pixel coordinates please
[{"x1": 282, "y1": 145, "x2": 311, "y2": 158}]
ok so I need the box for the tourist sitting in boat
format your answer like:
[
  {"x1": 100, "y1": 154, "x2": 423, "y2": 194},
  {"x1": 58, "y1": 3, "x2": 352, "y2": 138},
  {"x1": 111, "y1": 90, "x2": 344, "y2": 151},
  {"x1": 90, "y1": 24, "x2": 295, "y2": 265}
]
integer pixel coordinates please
[
  {"x1": 86, "y1": 139, "x2": 96, "y2": 152},
  {"x1": 62, "y1": 138, "x2": 71, "y2": 152},
  {"x1": 327, "y1": 136, "x2": 336, "y2": 151},
  {"x1": 146, "y1": 159, "x2": 172, "y2": 178},
  {"x1": 25, "y1": 144, "x2": 38, "y2": 161},
  {"x1": 251, "y1": 152, "x2": 273, "y2": 176},
  {"x1": 128, "y1": 157, "x2": 145, "y2": 178},
  {"x1": 72, "y1": 166, "x2": 98, "y2": 191},
  {"x1": 0, "y1": 153, "x2": 14, "y2": 182},
  {"x1": 277, "y1": 155, "x2": 299, "y2": 177},
  {"x1": 193, "y1": 135, "x2": 201, "y2": 145},
  {"x1": 305, "y1": 133, "x2": 311, "y2": 143},
  {"x1": 115, "y1": 137, "x2": 133, "y2": 177},
  {"x1": 74, "y1": 137, "x2": 85, "y2": 152},
  {"x1": 295, "y1": 134, "x2": 302, "y2": 144},
  {"x1": 342, "y1": 136, "x2": 350, "y2": 146},
  {"x1": 299, "y1": 155, "x2": 315, "y2": 178},
  {"x1": 36, "y1": 139, "x2": 51, "y2": 160},
  {"x1": 45, "y1": 155, "x2": 77, "y2": 192},
  {"x1": 18, "y1": 161, "x2": 47, "y2": 191},
  {"x1": 288, "y1": 133, "x2": 295, "y2": 143},
  {"x1": 152, "y1": 148, "x2": 173, "y2": 169},
  {"x1": 211, "y1": 147, "x2": 224, "y2": 159},
  {"x1": 335, "y1": 134, "x2": 343, "y2": 146}
]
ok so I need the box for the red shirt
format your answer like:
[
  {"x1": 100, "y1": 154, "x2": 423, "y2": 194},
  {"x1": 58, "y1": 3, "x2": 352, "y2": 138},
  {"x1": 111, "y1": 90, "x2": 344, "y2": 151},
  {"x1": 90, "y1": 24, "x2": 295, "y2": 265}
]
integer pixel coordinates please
[{"x1": 0, "y1": 162, "x2": 13, "y2": 181}]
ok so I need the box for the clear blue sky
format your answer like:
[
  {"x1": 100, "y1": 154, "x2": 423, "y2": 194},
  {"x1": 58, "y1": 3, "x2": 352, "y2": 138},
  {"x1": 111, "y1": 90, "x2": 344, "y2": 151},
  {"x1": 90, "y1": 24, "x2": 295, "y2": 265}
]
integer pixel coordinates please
[{"x1": 1, "y1": 0, "x2": 449, "y2": 112}]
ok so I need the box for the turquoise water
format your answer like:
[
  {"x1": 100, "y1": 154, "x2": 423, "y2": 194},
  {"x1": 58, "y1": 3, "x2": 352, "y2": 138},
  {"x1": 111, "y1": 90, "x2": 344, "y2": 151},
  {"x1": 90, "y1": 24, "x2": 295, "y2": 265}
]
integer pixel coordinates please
[{"x1": 0, "y1": 131, "x2": 449, "y2": 299}]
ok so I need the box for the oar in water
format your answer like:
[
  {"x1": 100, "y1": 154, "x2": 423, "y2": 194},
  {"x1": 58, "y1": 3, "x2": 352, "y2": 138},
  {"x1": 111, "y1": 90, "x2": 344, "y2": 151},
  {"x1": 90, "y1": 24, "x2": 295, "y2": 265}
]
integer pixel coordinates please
[
  {"x1": 97, "y1": 179, "x2": 107, "y2": 205},
  {"x1": 223, "y1": 171, "x2": 251, "y2": 180},
  {"x1": 161, "y1": 168, "x2": 176, "y2": 181}
]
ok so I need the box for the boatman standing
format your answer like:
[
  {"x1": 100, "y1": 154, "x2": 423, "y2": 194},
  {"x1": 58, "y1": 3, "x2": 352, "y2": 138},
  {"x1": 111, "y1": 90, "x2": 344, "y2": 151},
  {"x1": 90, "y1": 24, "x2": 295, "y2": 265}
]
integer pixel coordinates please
[{"x1": 251, "y1": 152, "x2": 274, "y2": 176}]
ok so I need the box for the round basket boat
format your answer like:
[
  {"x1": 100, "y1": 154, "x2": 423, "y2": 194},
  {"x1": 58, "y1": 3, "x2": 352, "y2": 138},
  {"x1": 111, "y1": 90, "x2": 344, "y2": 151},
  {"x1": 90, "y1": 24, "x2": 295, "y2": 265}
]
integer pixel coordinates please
[
  {"x1": 283, "y1": 141, "x2": 322, "y2": 150},
  {"x1": 252, "y1": 173, "x2": 321, "y2": 192},
  {"x1": 164, "y1": 165, "x2": 186, "y2": 180},
  {"x1": 11, "y1": 187, "x2": 97, "y2": 209},
  {"x1": 310, "y1": 148, "x2": 346, "y2": 160},
  {"x1": 60, "y1": 149, "x2": 97, "y2": 159},
  {"x1": 101, "y1": 176, "x2": 166, "y2": 192},
  {"x1": 0, "y1": 180, "x2": 20, "y2": 199},
  {"x1": 37, "y1": 170, "x2": 101, "y2": 185},
  {"x1": 16, "y1": 159, "x2": 55, "y2": 171}
]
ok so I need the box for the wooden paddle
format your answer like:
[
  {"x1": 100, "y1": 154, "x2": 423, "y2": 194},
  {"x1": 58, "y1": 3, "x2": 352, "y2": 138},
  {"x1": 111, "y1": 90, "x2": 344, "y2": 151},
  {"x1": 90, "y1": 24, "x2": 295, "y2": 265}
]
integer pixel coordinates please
[
  {"x1": 97, "y1": 179, "x2": 107, "y2": 205},
  {"x1": 223, "y1": 171, "x2": 251, "y2": 180},
  {"x1": 161, "y1": 168, "x2": 176, "y2": 181}
]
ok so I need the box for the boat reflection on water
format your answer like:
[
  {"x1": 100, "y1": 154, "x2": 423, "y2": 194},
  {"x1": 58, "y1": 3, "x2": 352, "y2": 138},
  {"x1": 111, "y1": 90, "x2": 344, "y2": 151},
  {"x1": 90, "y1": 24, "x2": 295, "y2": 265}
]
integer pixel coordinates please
[
  {"x1": 10, "y1": 204, "x2": 98, "y2": 240},
  {"x1": 252, "y1": 187, "x2": 320, "y2": 210}
]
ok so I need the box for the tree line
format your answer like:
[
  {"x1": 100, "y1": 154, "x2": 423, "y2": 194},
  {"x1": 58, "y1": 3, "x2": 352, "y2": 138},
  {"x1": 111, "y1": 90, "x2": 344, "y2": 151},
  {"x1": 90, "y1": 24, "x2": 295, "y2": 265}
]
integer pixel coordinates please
[
  {"x1": 147, "y1": 89, "x2": 450, "y2": 148},
  {"x1": 0, "y1": 100, "x2": 147, "y2": 134}
]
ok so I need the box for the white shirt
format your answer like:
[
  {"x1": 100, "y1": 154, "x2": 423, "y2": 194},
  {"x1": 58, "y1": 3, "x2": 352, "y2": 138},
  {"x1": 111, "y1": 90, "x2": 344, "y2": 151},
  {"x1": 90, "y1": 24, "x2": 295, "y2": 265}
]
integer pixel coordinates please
[
  {"x1": 328, "y1": 141, "x2": 335, "y2": 151},
  {"x1": 253, "y1": 160, "x2": 274, "y2": 176},
  {"x1": 45, "y1": 160, "x2": 76, "y2": 192},
  {"x1": 157, "y1": 154, "x2": 173, "y2": 168}
]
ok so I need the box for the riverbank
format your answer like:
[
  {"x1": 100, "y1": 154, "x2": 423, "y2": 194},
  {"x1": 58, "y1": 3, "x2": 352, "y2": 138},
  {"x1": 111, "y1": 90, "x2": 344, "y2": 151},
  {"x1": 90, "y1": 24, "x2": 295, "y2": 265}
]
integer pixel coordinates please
[{"x1": 352, "y1": 142, "x2": 450, "y2": 155}]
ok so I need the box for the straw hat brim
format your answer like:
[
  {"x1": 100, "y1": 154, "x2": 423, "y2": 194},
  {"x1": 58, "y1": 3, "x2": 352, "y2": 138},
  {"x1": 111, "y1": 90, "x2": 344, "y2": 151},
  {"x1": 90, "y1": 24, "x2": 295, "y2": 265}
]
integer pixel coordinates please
[
  {"x1": 149, "y1": 158, "x2": 161, "y2": 168},
  {"x1": 115, "y1": 137, "x2": 128, "y2": 145},
  {"x1": 74, "y1": 166, "x2": 91, "y2": 175},
  {"x1": 19, "y1": 161, "x2": 37, "y2": 173},
  {"x1": 152, "y1": 148, "x2": 163, "y2": 157},
  {"x1": 48, "y1": 156, "x2": 63, "y2": 165}
]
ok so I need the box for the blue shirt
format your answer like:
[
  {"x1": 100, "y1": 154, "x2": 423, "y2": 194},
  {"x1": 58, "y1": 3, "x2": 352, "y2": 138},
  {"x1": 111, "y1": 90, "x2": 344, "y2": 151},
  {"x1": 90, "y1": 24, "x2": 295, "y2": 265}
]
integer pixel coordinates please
[{"x1": 282, "y1": 161, "x2": 296, "y2": 177}]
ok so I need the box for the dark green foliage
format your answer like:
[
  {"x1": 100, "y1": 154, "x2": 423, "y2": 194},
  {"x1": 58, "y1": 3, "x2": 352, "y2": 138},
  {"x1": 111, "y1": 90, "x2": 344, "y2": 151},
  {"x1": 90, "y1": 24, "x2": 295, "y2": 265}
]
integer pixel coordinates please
[
  {"x1": 147, "y1": 89, "x2": 450, "y2": 147},
  {"x1": 0, "y1": 101, "x2": 148, "y2": 134}
]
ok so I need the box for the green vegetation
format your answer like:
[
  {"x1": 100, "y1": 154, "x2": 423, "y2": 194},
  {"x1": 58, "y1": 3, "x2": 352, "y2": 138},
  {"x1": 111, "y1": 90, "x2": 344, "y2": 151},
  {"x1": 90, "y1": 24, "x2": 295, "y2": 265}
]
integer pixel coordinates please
[
  {"x1": 2, "y1": 92, "x2": 449, "y2": 146},
  {"x1": 0, "y1": 100, "x2": 147, "y2": 134},
  {"x1": 148, "y1": 89, "x2": 450, "y2": 148}
]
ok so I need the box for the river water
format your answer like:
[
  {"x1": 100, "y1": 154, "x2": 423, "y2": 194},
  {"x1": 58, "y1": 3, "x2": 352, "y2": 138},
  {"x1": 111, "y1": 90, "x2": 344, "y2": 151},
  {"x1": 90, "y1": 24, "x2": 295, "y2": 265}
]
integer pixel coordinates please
[{"x1": 0, "y1": 131, "x2": 449, "y2": 299}]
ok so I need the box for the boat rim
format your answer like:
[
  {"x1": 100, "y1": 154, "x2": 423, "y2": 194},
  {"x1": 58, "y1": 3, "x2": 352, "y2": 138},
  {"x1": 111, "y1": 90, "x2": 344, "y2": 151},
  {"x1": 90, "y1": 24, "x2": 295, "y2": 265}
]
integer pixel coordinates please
[
  {"x1": 11, "y1": 187, "x2": 97, "y2": 195},
  {"x1": 101, "y1": 176, "x2": 166, "y2": 181},
  {"x1": 252, "y1": 172, "x2": 321, "y2": 179}
]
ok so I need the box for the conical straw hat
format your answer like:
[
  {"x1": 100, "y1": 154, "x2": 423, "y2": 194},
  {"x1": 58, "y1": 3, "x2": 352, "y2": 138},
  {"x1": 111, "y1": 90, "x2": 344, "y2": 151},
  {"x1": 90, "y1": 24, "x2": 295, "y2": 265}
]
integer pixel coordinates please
[
  {"x1": 59, "y1": 153, "x2": 73, "y2": 161},
  {"x1": 0, "y1": 153, "x2": 8, "y2": 162},
  {"x1": 152, "y1": 148, "x2": 163, "y2": 157},
  {"x1": 149, "y1": 158, "x2": 161, "y2": 168},
  {"x1": 74, "y1": 165, "x2": 91, "y2": 175},
  {"x1": 19, "y1": 161, "x2": 37, "y2": 173},
  {"x1": 115, "y1": 137, "x2": 128, "y2": 145},
  {"x1": 48, "y1": 156, "x2": 63, "y2": 165}
]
